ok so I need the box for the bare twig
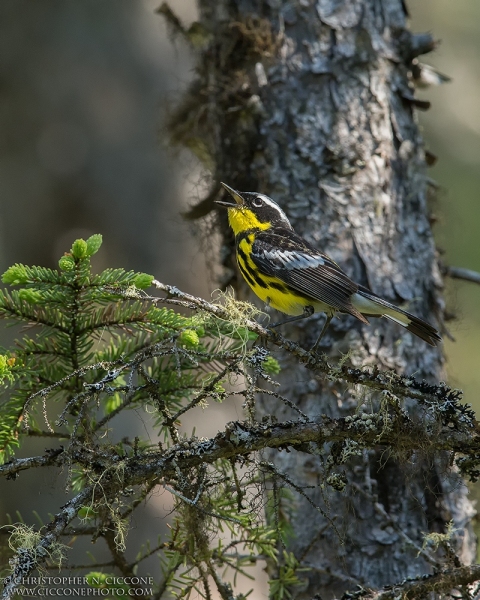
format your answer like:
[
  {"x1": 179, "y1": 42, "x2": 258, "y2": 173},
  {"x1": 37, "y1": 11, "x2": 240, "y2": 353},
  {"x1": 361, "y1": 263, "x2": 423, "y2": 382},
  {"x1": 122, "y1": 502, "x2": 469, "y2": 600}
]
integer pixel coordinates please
[
  {"x1": 170, "y1": 357, "x2": 242, "y2": 422},
  {"x1": 445, "y1": 266, "x2": 480, "y2": 286}
]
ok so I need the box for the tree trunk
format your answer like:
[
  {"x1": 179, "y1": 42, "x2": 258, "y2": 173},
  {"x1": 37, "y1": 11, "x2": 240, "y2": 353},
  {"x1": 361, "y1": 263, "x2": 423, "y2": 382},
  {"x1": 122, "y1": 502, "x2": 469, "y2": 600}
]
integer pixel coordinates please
[{"x1": 168, "y1": 0, "x2": 475, "y2": 596}]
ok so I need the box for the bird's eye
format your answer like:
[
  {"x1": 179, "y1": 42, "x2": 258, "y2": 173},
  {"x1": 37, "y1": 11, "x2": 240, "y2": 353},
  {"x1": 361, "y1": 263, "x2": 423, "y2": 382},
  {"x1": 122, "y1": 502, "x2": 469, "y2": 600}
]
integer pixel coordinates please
[{"x1": 252, "y1": 197, "x2": 263, "y2": 207}]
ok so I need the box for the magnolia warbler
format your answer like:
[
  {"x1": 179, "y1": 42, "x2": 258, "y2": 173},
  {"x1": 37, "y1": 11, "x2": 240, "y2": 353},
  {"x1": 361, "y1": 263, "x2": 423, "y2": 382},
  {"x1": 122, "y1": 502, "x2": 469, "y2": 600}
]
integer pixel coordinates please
[{"x1": 216, "y1": 183, "x2": 441, "y2": 348}]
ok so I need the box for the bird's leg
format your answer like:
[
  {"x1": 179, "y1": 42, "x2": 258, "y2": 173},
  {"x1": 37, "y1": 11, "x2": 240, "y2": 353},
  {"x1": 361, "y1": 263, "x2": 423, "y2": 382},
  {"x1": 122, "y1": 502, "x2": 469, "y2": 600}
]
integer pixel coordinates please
[
  {"x1": 269, "y1": 305, "x2": 314, "y2": 328},
  {"x1": 311, "y1": 314, "x2": 334, "y2": 352}
]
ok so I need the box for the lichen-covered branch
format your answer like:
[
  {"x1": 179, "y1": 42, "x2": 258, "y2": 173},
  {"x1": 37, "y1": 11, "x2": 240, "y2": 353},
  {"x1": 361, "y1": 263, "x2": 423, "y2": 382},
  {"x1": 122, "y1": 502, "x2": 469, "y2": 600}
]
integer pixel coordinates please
[
  {"x1": 3, "y1": 401, "x2": 480, "y2": 599},
  {"x1": 0, "y1": 448, "x2": 65, "y2": 479},
  {"x1": 1, "y1": 487, "x2": 93, "y2": 600},
  {"x1": 344, "y1": 564, "x2": 480, "y2": 600},
  {"x1": 151, "y1": 282, "x2": 471, "y2": 427}
]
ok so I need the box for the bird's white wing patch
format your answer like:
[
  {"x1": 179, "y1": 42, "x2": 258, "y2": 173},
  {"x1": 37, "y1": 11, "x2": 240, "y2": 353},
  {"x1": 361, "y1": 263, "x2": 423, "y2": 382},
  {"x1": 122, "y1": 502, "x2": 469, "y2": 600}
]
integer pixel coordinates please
[{"x1": 261, "y1": 249, "x2": 325, "y2": 270}]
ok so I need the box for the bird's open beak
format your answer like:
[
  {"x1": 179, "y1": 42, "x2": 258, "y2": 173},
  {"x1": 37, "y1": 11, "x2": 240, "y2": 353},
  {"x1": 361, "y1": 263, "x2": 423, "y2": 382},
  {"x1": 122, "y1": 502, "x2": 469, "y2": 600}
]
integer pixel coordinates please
[{"x1": 215, "y1": 182, "x2": 244, "y2": 208}]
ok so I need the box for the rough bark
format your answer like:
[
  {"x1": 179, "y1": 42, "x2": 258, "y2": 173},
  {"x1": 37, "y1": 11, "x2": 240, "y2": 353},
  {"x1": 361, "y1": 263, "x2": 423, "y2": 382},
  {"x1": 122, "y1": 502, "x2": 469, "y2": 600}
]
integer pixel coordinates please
[{"x1": 168, "y1": 0, "x2": 475, "y2": 597}]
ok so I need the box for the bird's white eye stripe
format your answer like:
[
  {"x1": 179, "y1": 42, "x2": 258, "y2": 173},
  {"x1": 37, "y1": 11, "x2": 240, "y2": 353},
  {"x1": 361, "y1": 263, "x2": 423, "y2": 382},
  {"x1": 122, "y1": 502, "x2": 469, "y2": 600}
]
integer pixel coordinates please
[
  {"x1": 263, "y1": 249, "x2": 325, "y2": 269},
  {"x1": 257, "y1": 195, "x2": 290, "y2": 221}
]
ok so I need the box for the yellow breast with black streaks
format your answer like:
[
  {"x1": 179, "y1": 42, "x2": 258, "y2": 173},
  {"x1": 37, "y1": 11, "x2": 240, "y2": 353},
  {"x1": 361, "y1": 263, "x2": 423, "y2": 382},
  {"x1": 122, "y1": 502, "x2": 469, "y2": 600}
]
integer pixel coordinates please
[{"x1": 235, "y1": 235, "x2": 319, "y2": 316}]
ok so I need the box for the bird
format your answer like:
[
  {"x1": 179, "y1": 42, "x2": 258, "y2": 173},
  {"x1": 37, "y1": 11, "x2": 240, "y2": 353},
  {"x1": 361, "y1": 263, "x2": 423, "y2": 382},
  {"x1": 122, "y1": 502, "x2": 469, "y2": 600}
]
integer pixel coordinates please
[{"x1": 215, "y1": 182, "x2": 441, "y2": 349}]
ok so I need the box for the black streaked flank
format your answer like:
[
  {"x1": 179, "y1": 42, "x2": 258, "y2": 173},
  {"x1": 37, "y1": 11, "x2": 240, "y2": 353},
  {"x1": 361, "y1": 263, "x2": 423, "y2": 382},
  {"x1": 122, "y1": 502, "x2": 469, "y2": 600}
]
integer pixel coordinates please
[
  {"x1": 237, "y1": 247, "x2": 269, "y2": 289},
  {"x1": 236, "y1": 260, "x2": 257, "y2": 289},
  {"x1": 268, "y1": 281, "x2": 288, "y2": 292}
]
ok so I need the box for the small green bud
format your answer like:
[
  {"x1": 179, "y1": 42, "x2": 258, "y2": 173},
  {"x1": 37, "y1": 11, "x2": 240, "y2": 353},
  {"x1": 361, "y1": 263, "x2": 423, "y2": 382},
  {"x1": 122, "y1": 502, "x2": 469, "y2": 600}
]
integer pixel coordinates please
[
  {"x1": 212, "y1": 382, "x2": 226, "y2": 402},
  {"x1": 18, "y1": 289, "x2": 43, "y2": 304},
  {"x1": 263, "y1": 356, "x2": 281, "y2": 375},
  {"x1": 58, "y1": 255, "x2": 75, "y2": 271},
  {"x1": 179, "y1": 329, "x2": 200, "y2": 348},
  {"x1": 105, "y1": 393, "x2": 122, "y2": 414},
  {"x1": 0, "y1": 354, "x2": 16, "y2": 384},
  {"x1": 133, "y1": 273, "x2": 154, "y2": 289},
  {"x1": 86, "y1": 234, "x2": 103, "y2": 256},
  {"x1": 71, "y1": 239, "x2": 88, "y2": 259},
  {"x1": 2, "y1": 264, "x2": 29, "y2": 285}
]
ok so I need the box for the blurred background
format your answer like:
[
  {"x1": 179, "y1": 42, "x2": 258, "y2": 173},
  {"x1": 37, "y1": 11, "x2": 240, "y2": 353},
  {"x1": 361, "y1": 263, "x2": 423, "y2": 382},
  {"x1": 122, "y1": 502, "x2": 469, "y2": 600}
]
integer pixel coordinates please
[
  {"x1": 0, "y1": 0, "x2": 479, "y2": 587},
  {"x1": 410, "y1": 1, "x2": 480, "y2": 406}
]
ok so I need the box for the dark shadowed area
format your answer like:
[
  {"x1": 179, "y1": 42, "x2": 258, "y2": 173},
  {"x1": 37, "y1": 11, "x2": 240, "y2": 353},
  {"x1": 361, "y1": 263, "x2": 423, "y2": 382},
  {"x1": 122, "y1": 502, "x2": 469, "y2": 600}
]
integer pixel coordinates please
[{"x1": 0, "y1": 0, "x2": 248, "y2": 582}]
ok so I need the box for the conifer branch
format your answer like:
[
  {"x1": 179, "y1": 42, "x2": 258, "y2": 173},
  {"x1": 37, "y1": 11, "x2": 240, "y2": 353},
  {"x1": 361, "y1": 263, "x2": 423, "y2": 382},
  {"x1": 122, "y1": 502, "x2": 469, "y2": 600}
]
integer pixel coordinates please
[
  {"x1": 150, "y1": 281, "x2": 470, "y2": 428},
  {"x1": 3, "y1": 412, "x2": 479, "y2": 597},
  {"x1": 1, "y1": 237, "x2": 478, "y2": 600}
]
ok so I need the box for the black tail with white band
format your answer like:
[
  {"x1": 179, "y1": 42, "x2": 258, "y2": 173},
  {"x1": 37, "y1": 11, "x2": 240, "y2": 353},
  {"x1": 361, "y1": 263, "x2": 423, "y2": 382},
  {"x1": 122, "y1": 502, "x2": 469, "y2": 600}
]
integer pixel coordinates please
[{"x1": 353, "y1": 286, "x2": 441, "y2": 346}]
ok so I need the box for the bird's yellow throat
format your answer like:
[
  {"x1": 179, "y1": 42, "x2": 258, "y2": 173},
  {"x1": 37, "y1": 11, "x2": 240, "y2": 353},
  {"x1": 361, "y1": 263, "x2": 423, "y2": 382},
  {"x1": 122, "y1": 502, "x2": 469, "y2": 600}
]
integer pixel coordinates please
[{"x1": 227, "y1": 207, "x2": 271, "y2": 236}]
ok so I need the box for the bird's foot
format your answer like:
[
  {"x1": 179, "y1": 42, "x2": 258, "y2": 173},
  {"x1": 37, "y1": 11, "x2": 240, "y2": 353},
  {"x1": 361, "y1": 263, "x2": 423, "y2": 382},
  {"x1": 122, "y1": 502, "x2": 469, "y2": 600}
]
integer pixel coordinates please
[{"x1": 269, "y1": 305, "x2": 314, "y2": 329}]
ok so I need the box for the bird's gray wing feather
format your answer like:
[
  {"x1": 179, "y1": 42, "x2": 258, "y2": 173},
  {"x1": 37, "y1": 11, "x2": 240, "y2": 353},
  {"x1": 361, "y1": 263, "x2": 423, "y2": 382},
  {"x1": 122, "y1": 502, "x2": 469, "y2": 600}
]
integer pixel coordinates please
[{"x1": 250, "y1": 230, "x2": 365, "y2": 320}]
